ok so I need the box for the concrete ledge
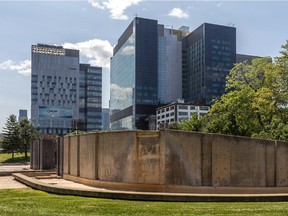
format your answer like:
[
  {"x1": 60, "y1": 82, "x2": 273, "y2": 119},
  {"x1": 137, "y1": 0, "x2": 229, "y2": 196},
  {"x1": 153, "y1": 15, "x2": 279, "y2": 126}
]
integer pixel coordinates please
[
  {"x1": 0, "y1": 170, "x2": 40, "y2": 177},
  {"x1": 12, "y1": 173, "x2": 288, "y2": 202},
  {"x1": 63, "y1": 174, "x2": 288, "y2": 194}
]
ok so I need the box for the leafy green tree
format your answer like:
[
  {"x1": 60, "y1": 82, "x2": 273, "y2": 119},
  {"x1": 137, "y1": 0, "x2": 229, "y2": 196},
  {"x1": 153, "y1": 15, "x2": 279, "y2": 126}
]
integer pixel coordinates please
[
  {"x1": 19, "y1": 119, "x2": 40, "y2": 160},
  {"x1": 168, "y1": 113, "x2": 205, "y2": 132},
  {"x1": 0, "y1": 137, "x2": 3, "y2": 152},
  {"x1": 204, "y1": 41, "x2": 288, "y2": 140},
  {"x1": 2, "y1": 115, "x2": 21, "y2": 159},
  {"x1": 168, "y1": 122, "x2": 182, "y2": 130},
  {"x1": 180, "y1": 113, "x2": 204, "y2": 132}
]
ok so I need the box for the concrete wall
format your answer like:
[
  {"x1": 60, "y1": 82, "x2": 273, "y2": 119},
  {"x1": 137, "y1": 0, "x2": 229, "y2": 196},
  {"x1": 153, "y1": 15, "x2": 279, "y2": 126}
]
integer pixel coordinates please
[
  {"x1": 98, "y1": 131, "x2": 136, "y2": 183},
  {"x1": 63, "y1": 130, "x2": 288, "y2": 189},
  {"x1": 30, "y1": 139, "x2": 56, "y2": 170}
]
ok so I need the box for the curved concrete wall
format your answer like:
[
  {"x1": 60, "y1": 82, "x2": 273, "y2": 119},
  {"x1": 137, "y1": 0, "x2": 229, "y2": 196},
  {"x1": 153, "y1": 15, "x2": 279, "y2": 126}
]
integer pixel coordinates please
[{"x1": 63, "y1": 130, "x2": 288, "y2": 191}]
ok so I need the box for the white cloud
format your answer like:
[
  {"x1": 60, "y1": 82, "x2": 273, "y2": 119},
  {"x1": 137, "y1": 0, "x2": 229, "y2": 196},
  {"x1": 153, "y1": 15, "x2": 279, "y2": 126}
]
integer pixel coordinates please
[
  {"x1": 0, "y1": 59, "x2": 31, "y2": 76},
  {"x1": 63, "y1": 38, "x2": 113, "y2": 68},
  {"x1": 0, "y1": 39, "x2": 113, "y2": 76},
  {"x1": 88, "y1": 0, "x2": 142, "y2": 20},
  {"x1": 217, "y1": 2, "x2": 224, "y2": 7},
  {"x1": 121, "y1": 45, "x2": 135, "y2": 55},
  {"x1": 168, "y1": 8, "x2": 189, "y2": 19},
  {"x1": 110, "y1": 83, "x2": 132, "y2": 101}
]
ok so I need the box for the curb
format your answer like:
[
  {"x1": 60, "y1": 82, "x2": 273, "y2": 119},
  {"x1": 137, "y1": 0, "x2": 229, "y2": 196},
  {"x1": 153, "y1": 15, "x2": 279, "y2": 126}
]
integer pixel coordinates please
[
  {"x1": 12, "y1": 173, "x2": 288, "y2": 202},
  {"x1": 0, "y1": 170, "x2": 38, "y2": 177}
]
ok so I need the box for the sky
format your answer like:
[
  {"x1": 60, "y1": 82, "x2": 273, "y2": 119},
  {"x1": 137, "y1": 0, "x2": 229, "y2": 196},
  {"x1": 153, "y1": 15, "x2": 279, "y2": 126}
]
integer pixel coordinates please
[{"x1": 0, "y1": 0, "x2": 287, "y2": 132}]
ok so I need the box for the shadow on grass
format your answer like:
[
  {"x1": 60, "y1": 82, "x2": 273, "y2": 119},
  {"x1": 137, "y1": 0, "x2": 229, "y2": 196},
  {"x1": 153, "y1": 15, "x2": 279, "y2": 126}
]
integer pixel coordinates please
[{"x1": 2, "y1": 156, "x2": 30, "y2": 164}]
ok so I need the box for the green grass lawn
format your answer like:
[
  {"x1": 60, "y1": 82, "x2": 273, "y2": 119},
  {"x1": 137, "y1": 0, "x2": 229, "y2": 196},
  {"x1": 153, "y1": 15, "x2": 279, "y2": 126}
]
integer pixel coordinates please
[
  {"x1": 0, "y1": 152, "x2": 30, "y2": 164},
  {"x1": 1, "y1": 189, "x2": 288, "y2": 215}
]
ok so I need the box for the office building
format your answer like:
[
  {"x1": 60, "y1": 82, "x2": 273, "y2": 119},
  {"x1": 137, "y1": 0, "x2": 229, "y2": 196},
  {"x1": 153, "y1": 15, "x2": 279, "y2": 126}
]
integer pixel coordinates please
[
  {"x1": 110, "y1": 17, "x2": 188, "y2": 130},
  {"x1": 156, "y1": 102, "x2": 210, "y2": 130},
  {"x1": 31, "y1": 44, "x2": 80, "y2": 135},
  {"x1": 79, "y1": 64, "x2": 102, "y2": 131},
  {"x1": 158, "y1": 25, "x2": 190, "y2": 104},
  {"x1": 182, "y1": 23, "x2": 236, "y2": 105},
  {"x1": 18, "y1": 109, "x2": 28, "y2": 122},
  {"x1": 236, "y1": 54, "x2": 262, "y2": 64},
  {"x1": 102, "y1": 108, "x2": 109, "y2": 130}
]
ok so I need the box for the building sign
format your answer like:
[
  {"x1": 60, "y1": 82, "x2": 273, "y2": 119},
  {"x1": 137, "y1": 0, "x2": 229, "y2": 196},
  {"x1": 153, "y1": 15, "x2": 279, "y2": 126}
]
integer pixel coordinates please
[
  {"x1": 39, "y1": 106, "x2": 73, "y2": 119},
  {"x1": 32, "y1": 44, "x2": 65, "y2": 56}
]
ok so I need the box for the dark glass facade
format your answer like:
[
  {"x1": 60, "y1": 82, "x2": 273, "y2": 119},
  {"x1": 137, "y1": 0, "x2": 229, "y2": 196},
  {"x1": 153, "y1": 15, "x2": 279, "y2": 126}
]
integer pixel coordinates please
[
  {"x1": 110, "y1": 17, "x2": 158, "y2": 130},
  {"x1": 79, "y1": 64, "x2": 102, "y2": 131},
  {"x1": 183, "y1": 23, "x2": 236, "y2": 105}
]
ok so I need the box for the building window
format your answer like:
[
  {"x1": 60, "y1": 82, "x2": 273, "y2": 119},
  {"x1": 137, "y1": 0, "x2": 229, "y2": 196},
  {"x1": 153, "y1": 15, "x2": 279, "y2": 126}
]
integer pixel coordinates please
[
  {"x1": 179, "y1": 105, "x2": 188, "y2": 110},
  {"x1": 179, "y1": 112, "x2": 188, "y2": 116}
]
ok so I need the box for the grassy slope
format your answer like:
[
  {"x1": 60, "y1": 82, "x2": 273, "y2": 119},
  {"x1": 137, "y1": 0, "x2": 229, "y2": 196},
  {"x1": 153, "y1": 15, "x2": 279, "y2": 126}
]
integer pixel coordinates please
[
  {"x1": 0, "y1": 153, "x2": 30, "y2": 163},
  {"x1": 1, "y1": 189, "x2": 288, "y2": 215}
]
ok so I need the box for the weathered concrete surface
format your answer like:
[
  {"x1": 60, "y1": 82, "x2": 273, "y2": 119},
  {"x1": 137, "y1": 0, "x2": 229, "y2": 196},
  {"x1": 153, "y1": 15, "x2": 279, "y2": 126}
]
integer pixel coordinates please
[
  {"x1": 98, "y1": 131, "x2": 136, "y2": 183},
  {"x1": 0, "y1": 164, "x2": 33, "y2": 176},
  {"x1": 13, "y1": 172, "x2": 288, "y2": 202},
  {"x1": 30, "y1": 139, "x2": 56, "y2": 170},
  {"x1": 0, "y1": 176, "x2": 28, "y2": 189},
  {"x1": 276, "y1": 141, "x2": 288, "y2": 186},
  {"x1": 79, "y1": 134, "x2": 97, "y2": 179},
  {"x1": 164, "y1": 131, "x2": 202, "y2": 186},
  {"x1": 63, "y1": 130, "x2": 288, "y2": 191},
  {"x1": 69, "y1": 136, "x2": 79, "y2": 177},
  {"x1": 30, "y1": 140, "x2": 40, "y2": 170},
  {"x1": 63, "y1": 136, "x2": 70, "y2": 174},
  {"x1": 136, "y1": 131, "x2": 162, "y2": 184}
]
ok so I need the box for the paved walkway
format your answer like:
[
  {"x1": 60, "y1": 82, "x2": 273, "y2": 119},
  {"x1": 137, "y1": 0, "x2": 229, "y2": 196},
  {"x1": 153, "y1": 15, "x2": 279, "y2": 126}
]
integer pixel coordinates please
[
  {"x1": 0, "y1": 176, "x2": 28, "y2": 189},
  {"x1": 3, "y1": 165, "x2": 288, "y2": 201},
  {"x1": 0, "y1": 164, "x2": 32, "y2": 189},
  {"x1": 11, "y1": 172, "x2": 288, "y2": 202},
  {"x1": 0, "y1": 164, "x2": 31, "y2": 172}
]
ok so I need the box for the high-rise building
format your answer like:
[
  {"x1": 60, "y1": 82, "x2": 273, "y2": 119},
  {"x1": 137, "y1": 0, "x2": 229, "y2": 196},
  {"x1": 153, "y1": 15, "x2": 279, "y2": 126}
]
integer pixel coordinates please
[
  {"x1": 101, "y1": 108, "x2": 109, "y2": 130},
  {"x1": 182, "y1": 23, "x2": 236, "y2": 105},
  {"x1": 79, "y1": 64, "x2": 102, "y2": 131},
  {"x1": 18, "y1": 109, "x2": 28, "y2": 122},
  {"x1": 158, "y1": 25, "x2": 189, "y2": 104},
  {"x1": 110, "y1": 17, "x2": 158, "y2": 130},
  {"x1": 236, "y1": 54, "x2": 262, "y2": 64},
  {"x1": 31, "y1": 44, "x2": 80, "y2": 135},
  {"x1": 110, "y1": 17, "x2": 188, "y2": 130}
]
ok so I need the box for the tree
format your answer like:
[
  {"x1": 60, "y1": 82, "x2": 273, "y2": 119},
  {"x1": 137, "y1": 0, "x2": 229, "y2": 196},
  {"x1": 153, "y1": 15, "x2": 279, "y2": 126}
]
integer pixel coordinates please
[
  {"x1": 180, "y1": 113, "x2": 204, "y2": 132},
  {"x1": 204, "y1": 41, "x2": 288, "y2": 140},
  {"x1": 2, "y1": 115, "x2": 21, "y2": 159},
  {"x1": 168, "y1": 122, "x2": 182, "y2": 130},
  {"x1": 168, "y1": 113, "x2": 204, "y2": 132},
  {"x1": 19, "y1": 119, "x2": 40, "y2": 160}
]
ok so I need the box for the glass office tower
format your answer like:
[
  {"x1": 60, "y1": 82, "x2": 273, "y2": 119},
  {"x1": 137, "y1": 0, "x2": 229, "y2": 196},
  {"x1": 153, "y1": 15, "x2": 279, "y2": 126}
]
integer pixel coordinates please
[
  {"x1": 182, "y1": 23, "x2": 236, "y2": 105},
  {"x1": 79, "y1": 64, "x2": 102, "y2": 131},
  {"x1": 110, "y1": 17, "x2": 188, "y2": 130},
  {"x1": 158, "y1": 26, "x2": 189, "y2": 104},
  {"x1": 110, "y1": 17, "x2": 158, "y2": 130}
]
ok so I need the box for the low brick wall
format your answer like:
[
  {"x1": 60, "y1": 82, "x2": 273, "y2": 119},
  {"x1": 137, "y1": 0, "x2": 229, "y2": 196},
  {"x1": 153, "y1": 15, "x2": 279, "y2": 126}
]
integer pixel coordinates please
[{"x1": 63, "y1": 130, "x2": 288, "y2": 191}]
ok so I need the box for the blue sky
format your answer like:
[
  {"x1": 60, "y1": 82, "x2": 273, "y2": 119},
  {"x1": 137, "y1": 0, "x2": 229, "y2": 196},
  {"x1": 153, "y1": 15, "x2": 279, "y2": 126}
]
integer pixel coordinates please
[{"x1": 0, "y1": 0, "x2": 287, "y2": 131}]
